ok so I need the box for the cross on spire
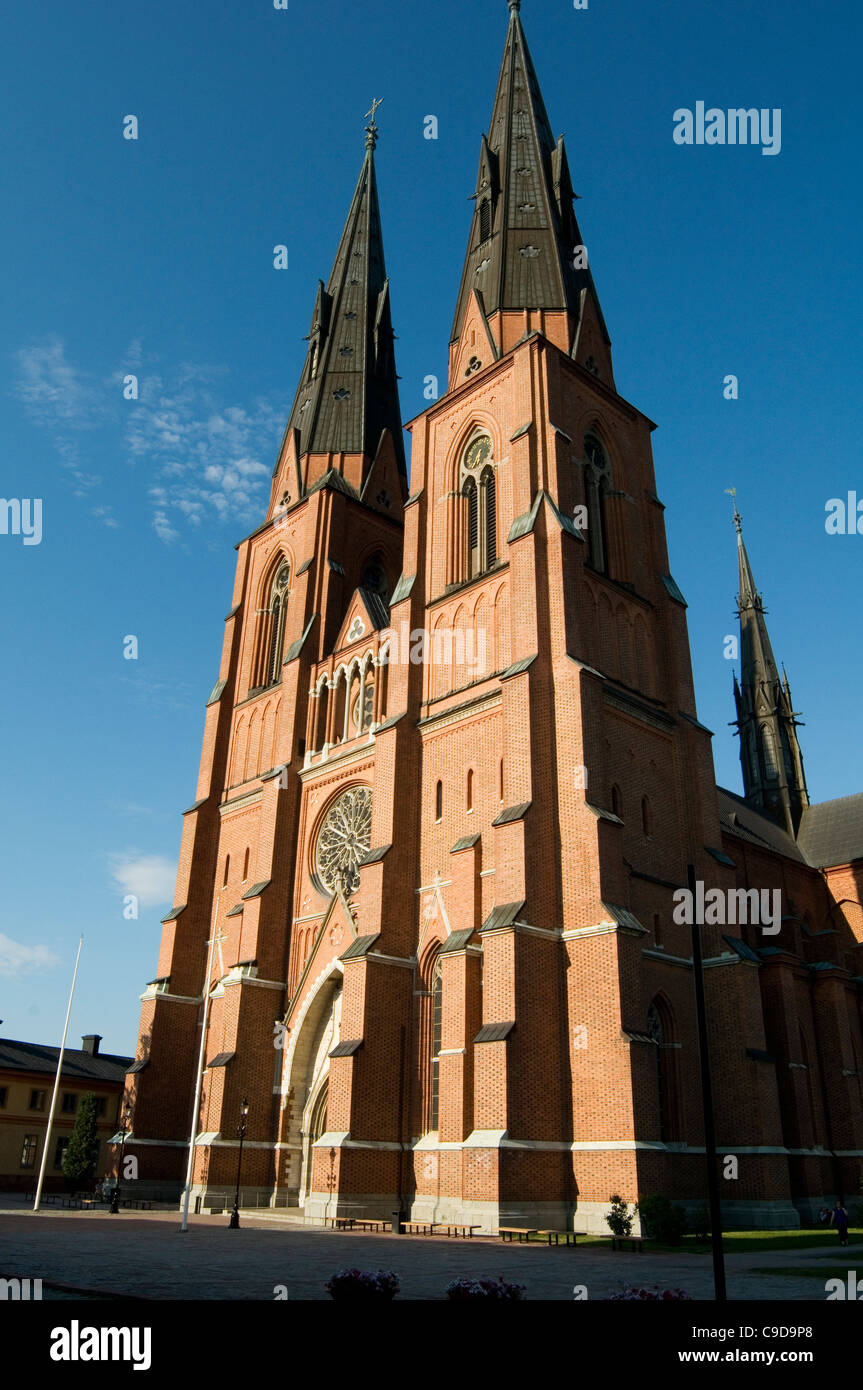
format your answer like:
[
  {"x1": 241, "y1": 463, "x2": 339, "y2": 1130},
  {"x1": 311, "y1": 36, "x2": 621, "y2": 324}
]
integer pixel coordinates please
[
  {"x1": 725, "y1": 486, "x2": 742, "y2": 533},
  {"x1": 365, "y1": 96, "x2": 383, "y2": 150}
]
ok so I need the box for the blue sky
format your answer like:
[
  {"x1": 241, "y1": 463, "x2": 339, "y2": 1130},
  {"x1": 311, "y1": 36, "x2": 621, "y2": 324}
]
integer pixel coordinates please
[{"x1": 1, "y1": 0, "x2": 860, "y2": 1055}]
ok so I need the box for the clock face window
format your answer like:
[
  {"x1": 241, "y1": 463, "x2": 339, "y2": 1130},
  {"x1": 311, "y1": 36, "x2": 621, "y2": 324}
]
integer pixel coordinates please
[{"x1": 464, "y1": 435, "x2": 492, "y2": 471}]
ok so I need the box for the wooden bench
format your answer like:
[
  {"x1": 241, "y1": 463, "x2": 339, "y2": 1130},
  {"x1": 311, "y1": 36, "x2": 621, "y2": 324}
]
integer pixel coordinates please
[
  {"x1": 537, "y1": 1229, "x2": 577, "y2": 1246},
  {"x1": 323, "y1": 1215, "x2": 355, "y2": 1230},
  {"x1": 440, "y1": 1223, "x2": 482, "y2": 1239},
  {"x1": 498, "y1": 1226, "x2": 537, "y2": 1243},
  {"x1": 609, "y1": 1235, "x2": 644, "y2": 1252},
  {"x1": 353, "y1": 1218, "x2": 391, "y2": 1233},
  {"x1": 404, "y1": 1220, "x2": 439, "y2": 1236}
]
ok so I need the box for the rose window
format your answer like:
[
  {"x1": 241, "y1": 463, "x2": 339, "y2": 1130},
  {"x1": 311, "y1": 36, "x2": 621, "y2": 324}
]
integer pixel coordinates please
[{"x1": 315, "y1": 786, "x2": 372, "y2": 896}]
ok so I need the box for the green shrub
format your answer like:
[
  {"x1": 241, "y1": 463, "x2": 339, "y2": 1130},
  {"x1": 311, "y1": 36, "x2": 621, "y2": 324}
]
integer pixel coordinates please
[
  {"x1": 637, "y1": 1194, "x2": 688, "y2": 1245},
  {"x1": 605, "y1": 1194, "x2": 634, "y2": 1237}
]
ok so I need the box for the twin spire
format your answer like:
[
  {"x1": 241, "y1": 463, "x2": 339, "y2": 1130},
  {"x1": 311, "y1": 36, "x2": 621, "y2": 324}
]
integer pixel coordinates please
[
  {"x1": 285, "y1": 1, "x2": 606, "y2": 479},
  {"x1": 283, "y1": 97, "x2": 405, "y2": 480},
  {"x1": 450, "y1": 0, "x2": 601, "y2": 348}
]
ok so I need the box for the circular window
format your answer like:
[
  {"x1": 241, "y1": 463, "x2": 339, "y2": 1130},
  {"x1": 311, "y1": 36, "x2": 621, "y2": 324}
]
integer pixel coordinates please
[{"x1": 315, "y1": 786, "x2": 372, "y2": 896}]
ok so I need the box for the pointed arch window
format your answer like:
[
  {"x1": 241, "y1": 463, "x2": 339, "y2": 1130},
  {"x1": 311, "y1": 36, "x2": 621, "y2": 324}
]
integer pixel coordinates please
[
  {"x1": 584, "y1": 434, "x2": 611, "y2": 574},
  {"x1": 464, "y1": 476, "x2": 479, "y2": 578},
  {"x1": 264, "y1": 564, "x2": 291, "y2": 687},
  {"x1": 761, "y1": 724, "x2": 779, "y2": 782},
  {"x1": 647, "y1": 999, "x2": 678, "y2": 1142},
  {"x1": 467, "y1": 768, "x2": 474, "y2": 812},
  {"x1": 460, "y1": 434, "x2": 497, "y2": 581},
  {"x1": 435, "y1": 779, "x2": 443, "y2": 823},
  {"x1": 481, "y1": 467, "x2": 497, "y2": 568}
]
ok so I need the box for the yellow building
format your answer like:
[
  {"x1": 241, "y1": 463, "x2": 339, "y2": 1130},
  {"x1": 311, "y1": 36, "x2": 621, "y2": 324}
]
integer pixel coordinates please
[{"x1": 0, "y1": 1034, "x2": 131, "y2": 1193}]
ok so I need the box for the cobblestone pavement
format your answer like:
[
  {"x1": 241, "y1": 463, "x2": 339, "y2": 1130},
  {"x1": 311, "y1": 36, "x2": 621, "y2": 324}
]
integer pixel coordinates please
[{"x1": 0, "y1": 1207, "x2": 854, "y2": 1301}]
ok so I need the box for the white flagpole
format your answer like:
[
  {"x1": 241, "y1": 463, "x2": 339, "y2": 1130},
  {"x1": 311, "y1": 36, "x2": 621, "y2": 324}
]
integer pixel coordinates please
[
  {"x1": 34, "y1": 935, "x2": 84, "y2": 1212},
  {"x1": 179, "y1": 895, "x2": 221, "y2": 1233}
]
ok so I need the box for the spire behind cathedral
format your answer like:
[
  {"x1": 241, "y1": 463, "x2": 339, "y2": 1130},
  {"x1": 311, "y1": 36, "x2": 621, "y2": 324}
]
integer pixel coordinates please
[{"x1": 732, "y1": 505, "x2": 809, "y2": 835}]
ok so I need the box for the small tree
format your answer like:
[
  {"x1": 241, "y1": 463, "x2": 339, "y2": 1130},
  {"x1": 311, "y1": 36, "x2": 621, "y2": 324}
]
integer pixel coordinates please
[
  {"x1": 637, "y1": 1194, "x2": 688, "y2": 1245},
  {"x1": 606, "y1": 1194, "x2": 634, "y2": 1237},
  {"x1": 62, "y1": 1092, "x2": 101, "y2": 1192}
]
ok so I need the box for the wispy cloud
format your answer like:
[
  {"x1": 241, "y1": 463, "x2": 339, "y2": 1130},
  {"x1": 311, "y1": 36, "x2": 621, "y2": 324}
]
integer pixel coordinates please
[
  {"x1": 125, "y1": 363, "x2": 281, "y2": 543},
  {"x1": 109, "y1": 852, "x2": 176, "y2": 908},
  {"x1": 12, "y1": 335, "x2": 113, "y2": 494},
  {"x1": 12, "y1": 337, "x2": 282, "y2": 537},
  {"x1": 115, "y1": 670, "x2": 196, "y2": 711},
  {"x1": 0, "y1": 933, "x2": 61, "y2": 979}
]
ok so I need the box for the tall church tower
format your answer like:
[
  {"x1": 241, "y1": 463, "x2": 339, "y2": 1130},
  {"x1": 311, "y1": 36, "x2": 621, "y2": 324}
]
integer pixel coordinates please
[
  {"x1": 732, "y1": 507, "x2": 809, "y2": 835},
  {"x1": 126, "y1": 1, "x2": 802, "y2": 1231},
  {"x1": 125, "y1": 108, "x2": 409, "y2": 1203}
]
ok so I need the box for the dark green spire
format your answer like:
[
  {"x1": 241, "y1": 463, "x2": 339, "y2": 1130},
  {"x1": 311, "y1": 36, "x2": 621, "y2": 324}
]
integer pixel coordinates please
[
  {"x1": 450, "y1": 1, "x2": 608, "y2": 352},
  {"x1": 285, "y1": 120, "x2": 405, "y2": 480},
  {"x1": 732, "y1": 506, "x2": 809, "y2": 835}
]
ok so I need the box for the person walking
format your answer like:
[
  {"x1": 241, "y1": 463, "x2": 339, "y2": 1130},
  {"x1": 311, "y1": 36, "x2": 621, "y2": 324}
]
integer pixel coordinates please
[{"x1": 830, "y1": 1199, "x2": 849, "y2": 1248}]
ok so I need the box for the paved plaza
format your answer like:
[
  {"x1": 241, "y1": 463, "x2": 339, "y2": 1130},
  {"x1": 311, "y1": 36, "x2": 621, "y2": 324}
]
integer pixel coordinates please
[{"x1": 0, "y1": 1202, "x2": 856, "y2": 1301}]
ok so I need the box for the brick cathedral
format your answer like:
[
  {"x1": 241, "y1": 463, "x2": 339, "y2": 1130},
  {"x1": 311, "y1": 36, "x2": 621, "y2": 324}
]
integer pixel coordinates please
[{"x1": 125, "y1": 1, "x2": 863, "y2": 1231}]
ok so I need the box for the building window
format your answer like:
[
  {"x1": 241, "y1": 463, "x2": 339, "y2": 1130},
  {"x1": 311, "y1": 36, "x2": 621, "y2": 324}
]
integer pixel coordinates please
[
  {"x1": 352, "y1": 680, "x2": 374, "y2": 734},
  {"x1": 647, "y1": 999, "x2": 678, "y2": 1142},
  {"x1": 430, "y1": 960, "x2": 443, "y2": 1132},
  {"x1": 29, "y1": 1089, "x2": 46, "y2": 1112},
  {"x1": 223, "y1": 854, "x2": 230, "y2": 887},
  {"x1": 761, "y1": 725, "x2": 779, "y2": 782},
  {"x1": 266, "y1": 565, "x2": 291, "y2": 685},
  {"x1": 53, "y1": 1137, "x2": 71, "y2": 1169},
  {"x1": 479, "y1": 197, "x2": 491, "y2": 243},
  {"x1": 242, "y1": 847, "x2": 250, "y2": 882},
  {"x1": 584, "y1": 434, "x2": 611, "y2": 574},
  {"x1": 461, "y1": 434, "x2": 497, "y2": 580},
  {"x1": 464, "y1": 476, "x2": 479, "y2": 578},
  {"x1": 467, "y1": 768, "x2": 474, "y2": 812},
  {"x1": 641, "y1": 796, "x2": 652, "y2": 836},
  {"x1": 362, "y1": 555, "x2": 390, "y2": 605},
  {"x1": 93, "y1": 1097, "x2": 108, "y2": 1119},
  {"x1": 435, "y1": 780, "x2": 443, "y2": 822},
  {"x1": 499, "y1": 758, "x2": 504, "y2": 802},
  {"x1": 481, "y1": 467, "x2": 497, "y2": 568},
  {"x1": 611, "y1": 784, "x2": 622, "y2": 820},
  {"x1": 61, "y1": 1093, "x2": 77, "y2": 1115},
  {"x1": 653, "y1": 912, "x2": 662, "y2": 947},
  {"x1": 0, "y1": 1087, "x2": 7, "y2": 1109},
  {"x1": 20, "y1": 1135, "x2": 38, "y2": 1169}
]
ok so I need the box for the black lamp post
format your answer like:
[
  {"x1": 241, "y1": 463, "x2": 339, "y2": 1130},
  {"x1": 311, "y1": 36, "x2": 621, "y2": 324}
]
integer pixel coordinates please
[
  {"x1": 229, "y1": 1098, "x2": 249, "y2": 1229},
  {"x1": 110, "y1": 1102, "x2": 133, "y2": 1214}
]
